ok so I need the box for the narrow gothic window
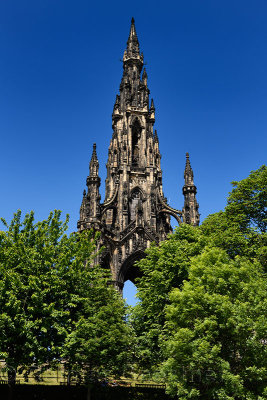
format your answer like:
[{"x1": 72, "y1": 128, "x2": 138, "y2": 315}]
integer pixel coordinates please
[{"x1": 132, "y1": 119, "x2": 141, "y2": 166}]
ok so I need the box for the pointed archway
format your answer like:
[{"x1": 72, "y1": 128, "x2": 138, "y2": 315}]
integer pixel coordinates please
[{"x1": 117, "y1": 250, "x2": 145, "y2": 288}]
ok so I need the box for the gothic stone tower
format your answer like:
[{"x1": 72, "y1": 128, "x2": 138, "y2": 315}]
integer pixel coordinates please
[{"x1": 78, "y1": 19, "x2": 199, "y2": 291}]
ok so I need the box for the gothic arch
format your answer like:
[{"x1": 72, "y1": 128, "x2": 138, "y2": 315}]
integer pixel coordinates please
[
  {"x1": 130, "y1": 186, "x2": 146, "y2": 200},
  {"x1": 130, "y1": 115, "x2": 143, "y2": 128},
  {"x1": 117, "y1": 250, "x2": 145, "y2": 286}
]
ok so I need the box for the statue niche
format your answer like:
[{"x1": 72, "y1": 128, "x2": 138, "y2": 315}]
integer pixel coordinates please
[
  {"x1": 130, "y1": 187, "x2": 143, "y2": 221},
  {"x1": 132, "y1": 119, "x2": 142, "y2": 166}
]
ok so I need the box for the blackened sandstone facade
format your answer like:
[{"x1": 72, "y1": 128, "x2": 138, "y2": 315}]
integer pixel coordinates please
[{"x1": 78, "y1": 19, "x2": 199, "y2": 290}]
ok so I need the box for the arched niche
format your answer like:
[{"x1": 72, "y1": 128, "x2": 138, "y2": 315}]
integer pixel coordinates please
[
  {"x1": 129, "y1": 186, "x2": 146, "y2": 200},
  {"x1": 131, "y1": 118, "x2": 142, "y2": 166},
  {"x1": 99, "y1": 249, "x2": 111, "y2": 270},
  {"x1": 129, "y1": 187, "x2": 144, "y2": 221}
]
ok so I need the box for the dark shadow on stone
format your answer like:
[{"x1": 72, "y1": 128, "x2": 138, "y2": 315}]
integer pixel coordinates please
[{"x1": 118, "y1": 250, "x2": 145, "y2": 286}]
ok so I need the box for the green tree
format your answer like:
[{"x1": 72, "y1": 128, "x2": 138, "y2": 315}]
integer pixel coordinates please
[
  {"x1": 161, "y1": 248, "x2": 267, "y2": 400},
  {"x1": 133, "y1": 166, "x2": 267, "y2": 383},
  {"x1": 201, "y1": 211, "x2": 267, "y2": 272},
  {"x1": 0, "y1": 210, "x2": 133, "y2": 384},
  {"x1": 133, "y1": 225, "x2": 207, "y2": 374},
  {"x1": 0, "y1": 210, "x2": 73, "y2": 382},
  {"x1": 61, "y1": 256, "x2": 134, "y2": 383},
  {"x1": 226, "y1": 165, "x2": 267, "y2": 233}
]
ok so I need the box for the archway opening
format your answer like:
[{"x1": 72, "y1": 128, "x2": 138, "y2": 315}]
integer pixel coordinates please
[
  {"x1": 118, "y1": 251, "x2": 143, "y2": 284},
  {"x1": 123, "y1": 280, "x2": 138, "y2": 306},
  {"x1": 118, "y1": 250, "x2": 144, "y2": 304}
]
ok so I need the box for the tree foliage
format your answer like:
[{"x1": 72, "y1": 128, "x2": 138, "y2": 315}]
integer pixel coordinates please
[
  {"x1": 61, "y1": 256, "x2": 134, "y2": 382},
  {"x1": 133, "y1": 166, "x2": 267, "y2": 398},
  {"x1": 161, "y1": 249, "x2": 267, "y2": 399},
  {"x1": 132, "y1": 225, "x2": 207, "y2": 373},
  {"x1": 0, "y1": 210, "x2": 71, "y2": 380},
  {"x1": 226, "y1": 165, "x2": 267, "y2": 233},
  {"x1": 0, "y1": 210, "x2": 133, "y2": 383}
]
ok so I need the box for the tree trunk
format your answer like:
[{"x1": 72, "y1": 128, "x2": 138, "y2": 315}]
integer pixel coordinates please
[
  {"x1": 87, "y1": 384, "x2": 92, "y2": 400},
  {"x1": 8, "y1": 368, "x2": 16, "y2": 385},
  {"x1": 8, "y1": 368, "x2": 16, "y2": 400}
]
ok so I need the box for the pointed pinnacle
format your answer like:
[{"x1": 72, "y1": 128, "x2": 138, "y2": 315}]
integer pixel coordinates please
[
  {"x1": 154, "y1": 129, "x2": 159, "y2": 142},
  {"x1": 114, "y1": 94, "x2": 120, "y2": 110},
  {"x1": 130, "y1": 17, "x2": 137, "y2": 36},
  {"x1": 150, "y1": 98, "x2": 155, "y2": 111},
  {"x1": 89, "y1": 143, "x2": 99, "y2": 176},
  {"x1": 92, "y1": 143, "x2": 97, "y2": 156},
  {"x1": 127, "y1": 17, "x2": 139, "y2": 51},
  {"x1": 90, "y1": 143, "x2": 99, "y2": 164},
  {"x1": 184, "y1": 152, "x2": 194, "y2": 182},
  {"x1": 142, "y1": 68, "x2": 147, "y2": 81},
  {"x1": 185, "y1": 152, "x2": 191, "y2": 168}
]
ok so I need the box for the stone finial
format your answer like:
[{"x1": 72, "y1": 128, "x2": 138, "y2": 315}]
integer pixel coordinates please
[
  {"x1": 182, "y1": 153, "x2": 199, "y2": 226},
  {"x1": 142, "y1": 68, "x2": 147, "y2": 81},
  {"x1": 184, "y1": 152, "x2": 194, "y2": 184},
  {"x1": 89, "y1": 143, "x2": 99, "y2": 177},
  {"x1": 150, "y1": 98, "x2": 155, "y2": 111},
  {"x1": 126, "y1": 17, "x2": 140, "y2": 55}
]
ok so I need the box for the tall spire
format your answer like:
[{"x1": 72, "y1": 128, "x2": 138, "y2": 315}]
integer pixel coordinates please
[
  {"x1": 126, "y1": 17, "x2": 140, "y2": 55},
  {"x1": 78, "y1": 143, "x2": 101, "y2": 231},
  {"x1": 89, "y1": 143, "x2": 99, "y2": 177},
  {"x1": 78, "y1": 20, "x2": 197, "y2": 292},
  {"x1": 182, "y1": 153, "x2": 199, "y2": 226},
  {"x1": 123, "y1": 18, "x2": 143, "y2": 67},
  {"x1": 184, "y1": 152, "x2": 194, "y2": 185}
]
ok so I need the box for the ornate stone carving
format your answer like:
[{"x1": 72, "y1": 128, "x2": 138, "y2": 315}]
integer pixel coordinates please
[{"x1": 77, "y1": 19, "x2": 199, "y2": 291}]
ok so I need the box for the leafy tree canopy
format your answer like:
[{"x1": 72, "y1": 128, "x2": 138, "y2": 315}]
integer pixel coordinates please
[
  {"x1": 0, "y1": 210, "x2": 133, "y2": 383},
  {"x1": 161, "y1": 248, "x2": 267, "y2": 399},
  {"x1": 133, "y1": 166, "x2": 267, "y2": 392},
  {"x1": 132, "y1": 224, "x2": 207, "y2": 373},
  {"x1": 226, "y1": 165, "x2": 267, "y2": 233}
]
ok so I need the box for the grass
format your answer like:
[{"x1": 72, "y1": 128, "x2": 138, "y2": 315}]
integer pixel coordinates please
[
  {"x1": 0, "y1": 361, "x2": 65, "y2": 385},
  {"x1": 0, "y1": 361, "x2": 161, "y2": 387}
]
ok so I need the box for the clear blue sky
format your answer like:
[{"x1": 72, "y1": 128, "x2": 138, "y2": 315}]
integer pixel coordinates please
[{"x1": 1, "y1": 1, "x2": 266, "y2": 305}]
